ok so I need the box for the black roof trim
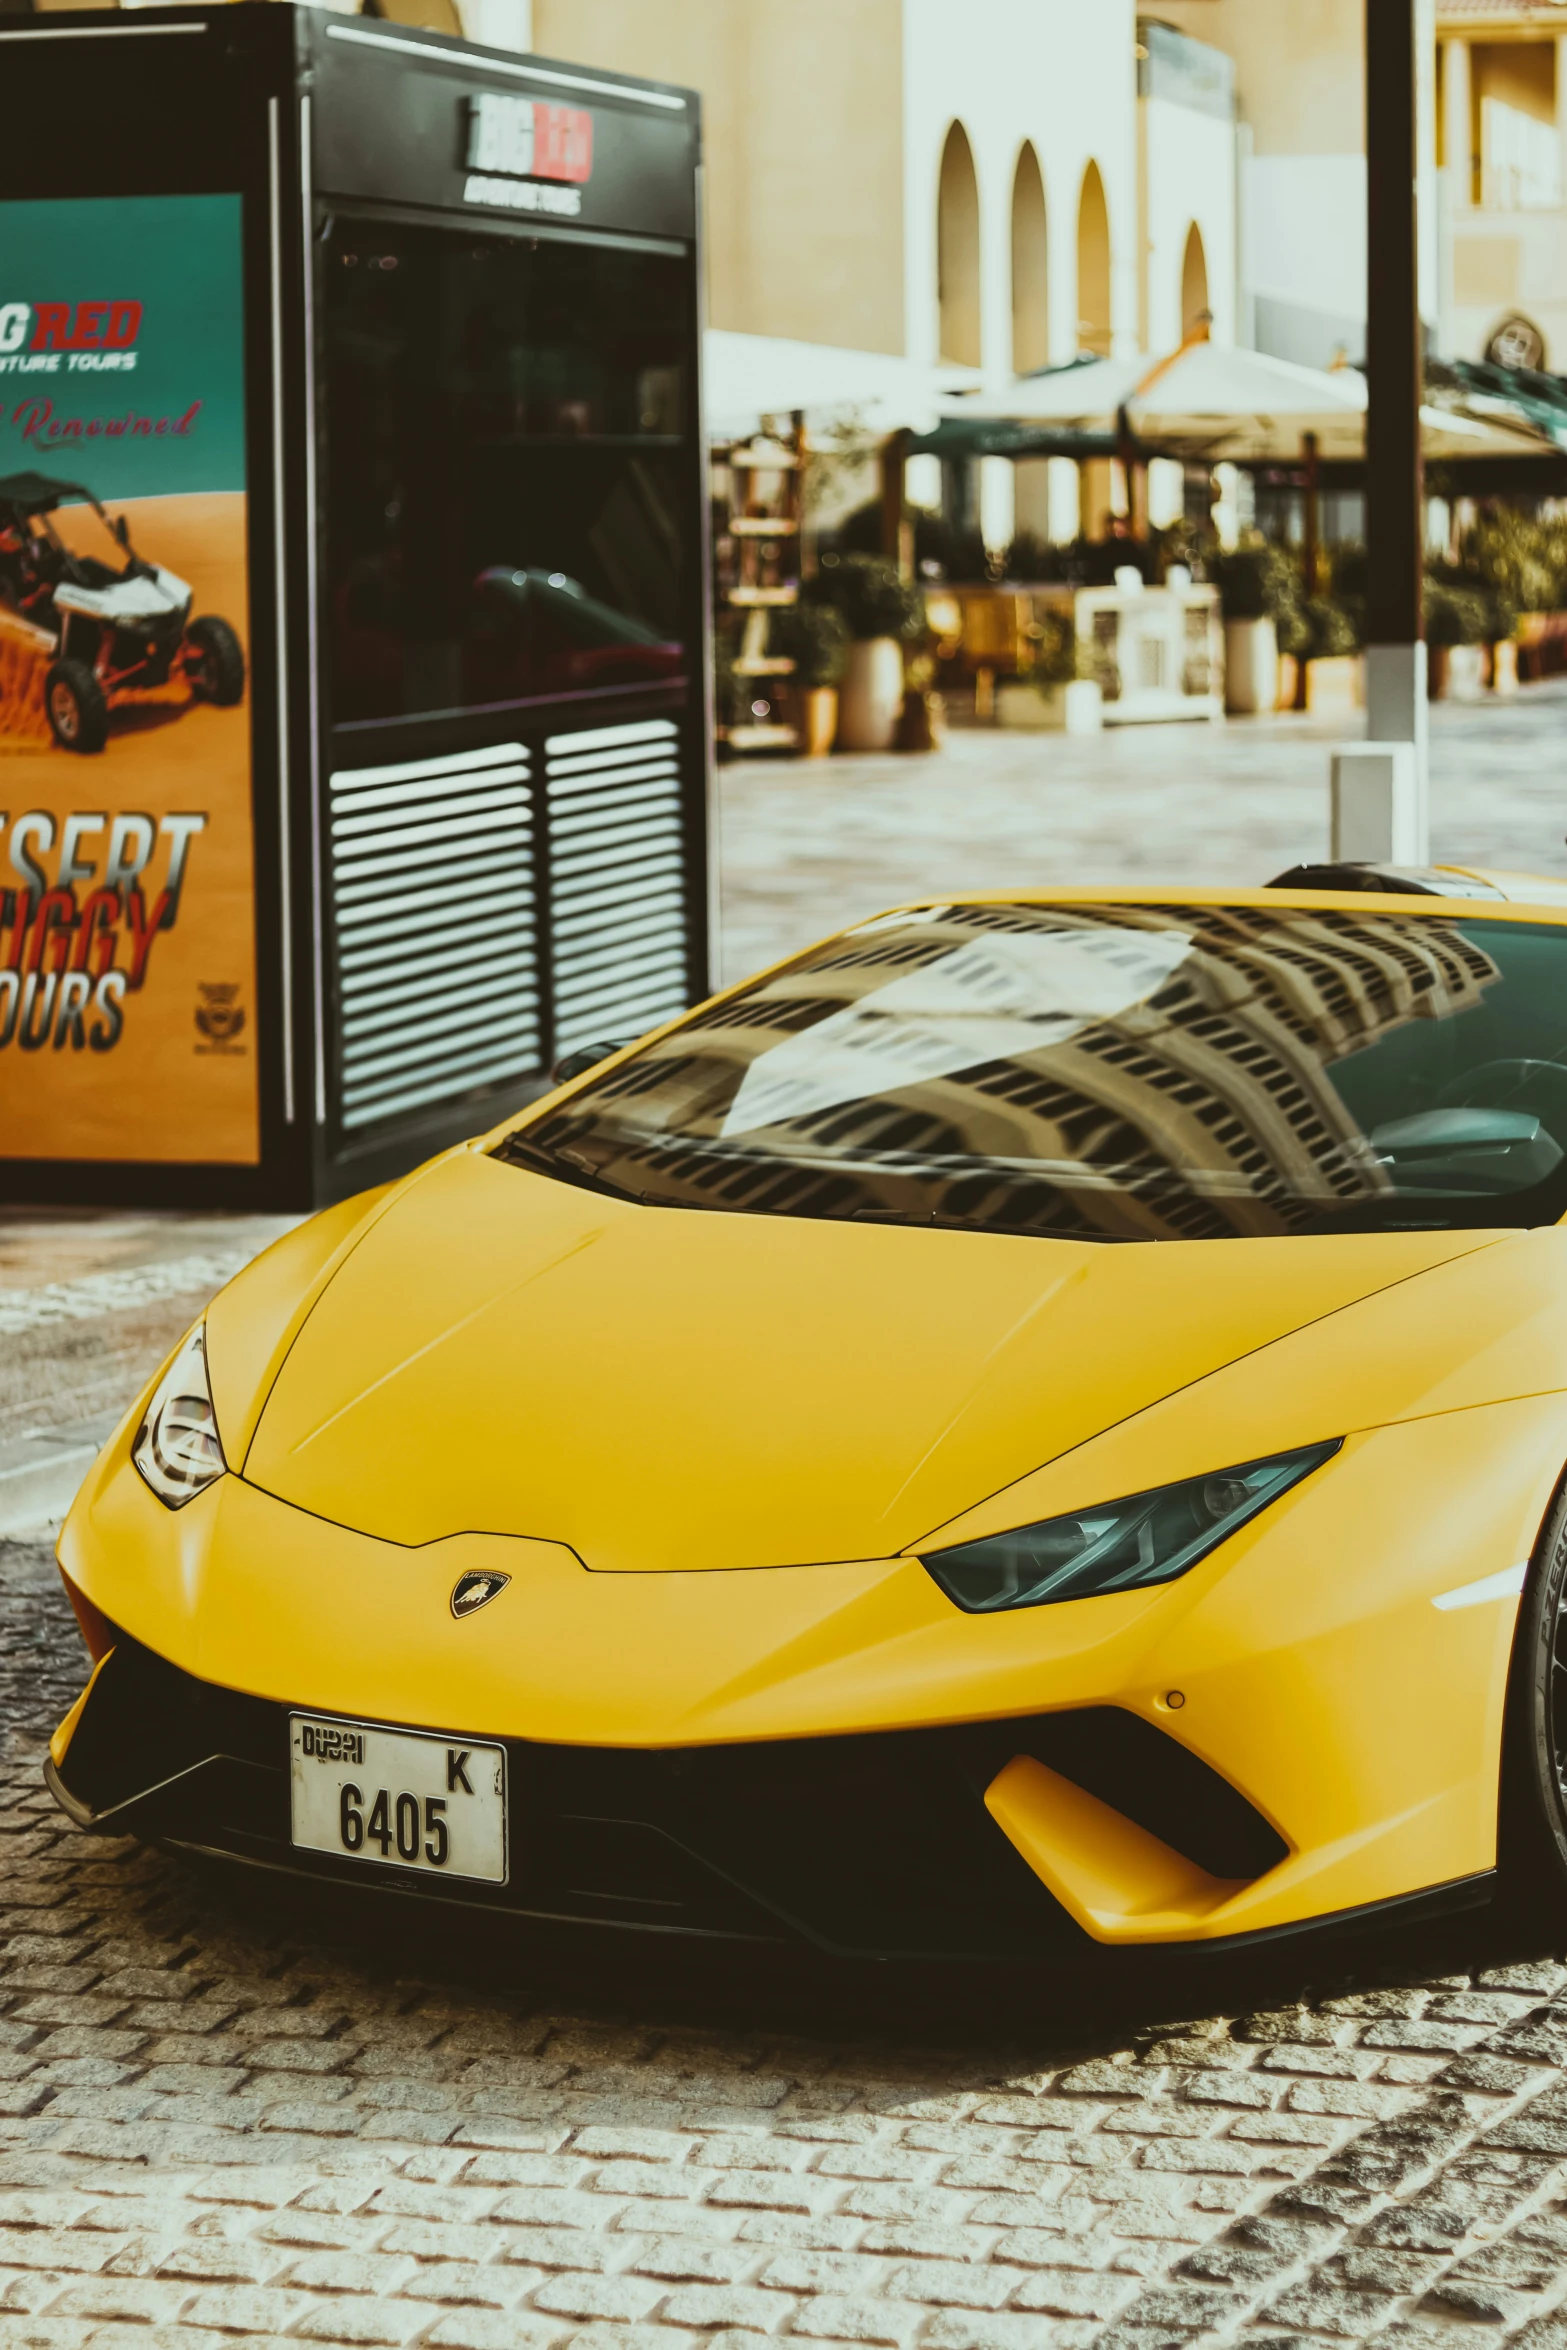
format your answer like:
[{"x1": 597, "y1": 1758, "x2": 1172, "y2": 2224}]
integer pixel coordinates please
[{"x1": 1264, "y1": 862, "x2": 1505, "y2": 900}]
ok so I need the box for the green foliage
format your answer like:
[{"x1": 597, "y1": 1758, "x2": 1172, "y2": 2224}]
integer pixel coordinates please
[
  {"x1": 807, "y1": 552, "x2": 928, "y2": 643},
  {"x1": 1149, "y1": 518, "x2": 1216, "y2": 581},
  {"x1": 1211, "y1": 540, "x2": 1359, "y2": 660},
  {"x1": 1304, "y1": 596, "x2": 1359, "y2": 659},
  {"x1": 1463, "y1": 508, "x2": 1567, "y2": 618},
  {"x1": 834, "y1": 501, "x2": 992, "y2": 581},
  {"x1": 772, "y1": 600, "x2": 849, "y2": 688},
  {"x1": 1338, "y1": 538, "x2": 1515, "y2": 646},
  {"x1": 1211, "y1": 538, "x2": 1303, "y2": 627},
  {"x1": 1424, "y1": 573, "x2": 1502, "y2": 647},
  {"x1": 1003, "y1": 529, "x2": 1056, "y2": 583},
  {"x1": 1018, "y1": 606, "x2": 1077, "y2": 688}
]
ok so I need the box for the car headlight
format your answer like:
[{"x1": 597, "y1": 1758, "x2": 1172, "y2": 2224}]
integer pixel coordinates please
[
  {"x1": 921, "y1": 1439, "x2": 1341, "y2": 1613},
  {"x1": 131, "y1": 1324, "x2": 226, "y2": 1509}
]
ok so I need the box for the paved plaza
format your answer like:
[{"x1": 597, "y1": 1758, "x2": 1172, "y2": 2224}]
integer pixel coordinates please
[
  {"x1": 5, "y1": 689, "x2": 1567, "y2": 2349},
  {"x1": 717, "y1": 689, "x2": 1567, "y2": 983}
]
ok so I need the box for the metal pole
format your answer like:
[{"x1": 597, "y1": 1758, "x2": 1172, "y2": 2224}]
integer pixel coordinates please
[{"x1": 1363, "y1": 0, "x2": 1429, "y2": 847}]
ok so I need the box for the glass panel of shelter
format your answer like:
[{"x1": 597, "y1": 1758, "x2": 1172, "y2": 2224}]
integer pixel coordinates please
[{"x1": 323, "y1": 218, "x2": 691, "y2": 727}]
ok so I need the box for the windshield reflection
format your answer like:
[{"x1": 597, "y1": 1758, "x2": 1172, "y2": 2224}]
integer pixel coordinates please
[{"x1": 501, "y1": 904, "x2": 1567, "y2": 1242}]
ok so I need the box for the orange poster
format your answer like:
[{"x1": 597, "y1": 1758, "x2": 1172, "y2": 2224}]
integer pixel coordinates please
[{"x1": 0, "y1": 194, "x2": 258, "y2": 1165}]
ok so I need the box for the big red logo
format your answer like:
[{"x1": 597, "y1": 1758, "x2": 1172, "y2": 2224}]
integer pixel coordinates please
[
  {"x1": 0, "y1": 302, "x2": 143, "y2": 355},
  {"x1": 466, "y1": 93, "x2": 593, "y2": 185}
]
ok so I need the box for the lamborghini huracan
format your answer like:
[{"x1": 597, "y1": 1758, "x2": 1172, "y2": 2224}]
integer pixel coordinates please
[{"x1": 45, "y1": 867, "x2": 1567, "y2": 1961}]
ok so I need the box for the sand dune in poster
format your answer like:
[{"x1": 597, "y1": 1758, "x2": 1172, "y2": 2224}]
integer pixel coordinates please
[{"x1": 0, "y1": 489, "x2": 259, "y2": 1165}]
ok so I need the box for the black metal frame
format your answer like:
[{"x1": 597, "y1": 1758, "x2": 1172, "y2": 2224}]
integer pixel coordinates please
[
  {"x1": 1364, "y1": 0, "x2": 1424, "y2": 657},
  {"x1": 0, "y1": 4, "x2": 710, "y2": 1210}
]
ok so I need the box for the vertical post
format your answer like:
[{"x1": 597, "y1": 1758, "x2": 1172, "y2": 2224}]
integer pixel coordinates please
[
  {"x1": 1119, "y1": 411, "x2": 1147, "y2": 542},
  {"x1": 1364, "y1": 0, "x2": 1429, "y2": 855},
  {"x1": 881, "y1": 428, "x2": 913, "y2": 582},
  {"x1": 1294, "y1": 431, "x2": 1319, "y2": 713}
]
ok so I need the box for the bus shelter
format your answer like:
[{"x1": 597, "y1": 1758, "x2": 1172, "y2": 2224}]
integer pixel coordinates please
[{"x1": 0, "y1": 4, "x2": 710, "y2": 1207}]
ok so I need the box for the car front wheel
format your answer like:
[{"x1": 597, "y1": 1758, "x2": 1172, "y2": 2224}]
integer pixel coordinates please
[
  {"x1": 1500, "y1": 1476, "x2": 1567, "y2": 1922},
  {"x1": 44, "y1": 660, "x2": 108, "y2": 755}
]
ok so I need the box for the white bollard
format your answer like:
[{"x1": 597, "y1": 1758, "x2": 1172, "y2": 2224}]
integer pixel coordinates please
[{"x1": 1330, "y1": 741, "x2": 1426, "y2": 864}]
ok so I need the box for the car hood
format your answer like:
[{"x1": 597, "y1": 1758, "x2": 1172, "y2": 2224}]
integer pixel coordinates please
[{"x1": 237, "y1": 1147, "x2": 1496, "y2": 1570}]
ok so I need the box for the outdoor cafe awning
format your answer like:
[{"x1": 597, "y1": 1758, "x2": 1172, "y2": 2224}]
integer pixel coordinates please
[
  {"x1": 914, "y1": 341, "x2": 1554, "y2": 467},
  {"x1": 905, "y1": 417, "x2": 1118, "y2": 461}
]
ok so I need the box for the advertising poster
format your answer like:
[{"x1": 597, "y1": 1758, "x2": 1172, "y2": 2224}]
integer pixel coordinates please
[{"x1": 0, "y1": 194, "x2": 258, "y2": 1165}]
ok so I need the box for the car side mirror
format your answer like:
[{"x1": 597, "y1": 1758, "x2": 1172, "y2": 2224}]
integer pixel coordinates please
[
  {"x1": 551, "y1": 1039, "x2": 624, "y2": 1085},
  {"x1": 1369, "y1": 1107, "x2": 1563, "y2": 1192}
]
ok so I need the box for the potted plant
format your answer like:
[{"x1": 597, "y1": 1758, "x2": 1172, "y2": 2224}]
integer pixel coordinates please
[
  {"x1": 1301, "y1": 592, "x2": 1363, "y2": 713},
  {"x1": 806, "y1": 554, "x2": 926, "y2": 751},
  {"x1": 1212, "y1": 541, "x2": 1300, "y2": 715},
  {"x1": 995, "y1": 606, "x2": 1100, "y2": 731},
  {"x1": 1425, "y1": 576, "x2": 1495, "y2": 700},
  {"x1": 1431, "y1": 531, "x2": 1525, "y2": 697},
  {"x1": 773, "y1": 602, "x2": 849, "y2": 757}
]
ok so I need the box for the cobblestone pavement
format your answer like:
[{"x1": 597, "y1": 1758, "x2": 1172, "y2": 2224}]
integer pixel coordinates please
[
  {"x1": 5, "y1": 1531, "x2": 1567, "y2": 2349},
  {"x1": 10, "y1": 694, "x2": 1567, "y2": 2342},
  {"x1": 0, "y1": 1218, "x2": 294, "y2": 1457}
]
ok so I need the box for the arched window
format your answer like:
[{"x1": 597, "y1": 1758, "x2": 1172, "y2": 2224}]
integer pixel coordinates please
[
  {"x1": 1076, "y1": 160, "x2": 1111, "y2": 358},
  {"x1": 1181, "y1": 222, "x2": 1210, "y2": 341},
  {"x1": 1010, "y1": 142, "x2": 1049, "y2": 376},
  {"x1": 937, "y1": 122, "x2": 982, "y2": 367}
]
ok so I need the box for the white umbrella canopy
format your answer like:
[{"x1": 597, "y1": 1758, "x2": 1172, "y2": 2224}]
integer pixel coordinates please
[{"x1": 951, "y1": 339, "x2": 1547, "y2": 463}]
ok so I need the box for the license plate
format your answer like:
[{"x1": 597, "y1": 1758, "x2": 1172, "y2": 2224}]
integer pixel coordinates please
[{"x1": 288, "y1": 1714, "x2": 507, "y2": 1885}]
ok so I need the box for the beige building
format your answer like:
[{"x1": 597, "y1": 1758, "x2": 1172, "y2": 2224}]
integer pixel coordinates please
[
  {"x1": 15, "y1": 0, "x2": 1235, "y2": 540},
  {"x1": 1163, "y1": 0, "x2": 1567, "y2": 374},
  {"x1": 1159, "y1": 0, "x2": 1374, "y2": 365},
  {"x1": 509, "y1": 0, "x2": 1166, "y2": 456},
  {"x1": 443, "y1": 0, "x2": 1236, "y2": 549},
  {"x1": 16, "y1": 0, "x2": 1239, "y2": 452},
  {"x1": 1437, "y1": 0, "x2": 1567, "y2": 369}
]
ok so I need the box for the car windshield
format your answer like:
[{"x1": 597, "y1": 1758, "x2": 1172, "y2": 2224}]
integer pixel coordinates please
[{"x1": 498, "y1": 902, "x2": 1567, "y2": 1242}]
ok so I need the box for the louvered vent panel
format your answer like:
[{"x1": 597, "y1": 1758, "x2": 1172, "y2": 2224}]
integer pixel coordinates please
[
  {"x1": 328, "y1": 742, "x2": 541, "y2": 1132},
  {"x1": 545, "y1": 718, "x2": 691, "y2": 1052}
]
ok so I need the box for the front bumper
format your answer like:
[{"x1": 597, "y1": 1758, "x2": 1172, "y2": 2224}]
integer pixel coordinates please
[
  {"x1": 48, "y1": 1619, "x2": 1303, "y2": 1960},
  {"x1": 55, "y1": 1393, "x2": 1567, "y2": 1946}
]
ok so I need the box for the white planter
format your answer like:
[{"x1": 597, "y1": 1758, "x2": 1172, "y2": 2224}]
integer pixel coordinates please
[
  {"x1": 1061, "y1": 678, "x2": 1104, "y2": 735},
  {"x1": 836, "y1": 637, "x2": 905, "y2": 752},
  {"x1": 1447, "y1": 643, "x2": 1486, "y2": 702},
  {"x1": 1224, "y1": 615, "x2": 1278, "y2": 715},
  {"x1": 995, "y1": 678, "x2": 1103, "y2": 734}
]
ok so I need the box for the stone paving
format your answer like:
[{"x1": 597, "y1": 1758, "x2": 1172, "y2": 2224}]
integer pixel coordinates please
[
  {"x1": 716, "y1": 690, "x2": 1567, "y2": 982},
  {"x1": 6, "y1": 693, "x2": 1567, "y2": 2343},
  {"x1": 6, "y1": 1541, "x2": 1567, "y2": 2350},
  {"x1": 0, "y1": 1219, "x2": 293, "y2": 1458}
]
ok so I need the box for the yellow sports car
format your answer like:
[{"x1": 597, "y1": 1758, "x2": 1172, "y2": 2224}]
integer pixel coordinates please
[{"x1": 45, "y1": 869, "x2": 1567, "y2": 1959}]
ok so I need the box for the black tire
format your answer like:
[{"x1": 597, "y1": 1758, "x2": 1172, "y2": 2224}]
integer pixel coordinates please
[
  {"x1": 1499, "y1": 1475, "x2": 1567, "y2": 1925},
  {"x1": 184, "y1": 614, "x2": 245, "y2": 706},
  {"x1": 44, "y1": 659, "x2": 108, "y2": 755}
]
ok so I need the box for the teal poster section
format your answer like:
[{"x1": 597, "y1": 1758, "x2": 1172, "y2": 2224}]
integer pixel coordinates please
[{"x1": 0, "y1": 195, "x2": 246, "y2": 499}]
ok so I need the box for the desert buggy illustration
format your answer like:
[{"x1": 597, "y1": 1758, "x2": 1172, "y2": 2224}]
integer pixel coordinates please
[{"x1": 0, "y1": 470, "x2": 244, "y2": 753}]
